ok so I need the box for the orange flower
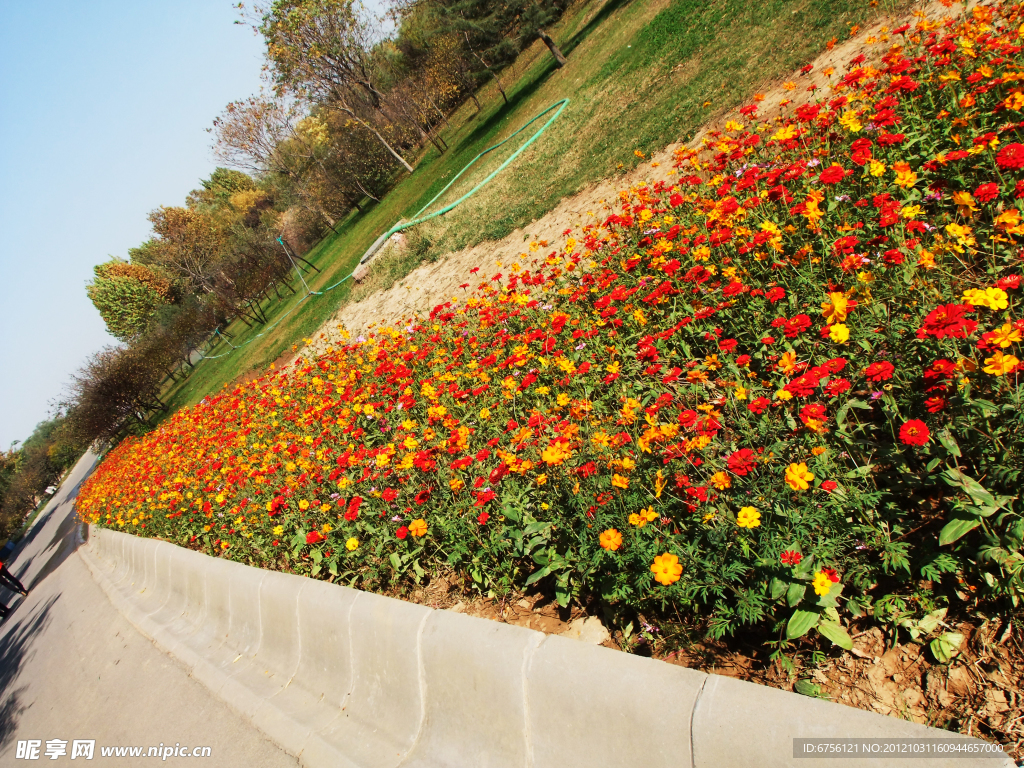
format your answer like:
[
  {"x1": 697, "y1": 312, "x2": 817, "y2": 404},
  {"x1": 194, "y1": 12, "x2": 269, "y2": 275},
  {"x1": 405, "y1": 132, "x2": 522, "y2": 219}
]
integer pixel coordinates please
[
  {"x1": 651, "y1": 553, "x2": 683, "y2": 586},
  {"x1": 599, "y1": 528, "x2": 623, "y2": 551}
]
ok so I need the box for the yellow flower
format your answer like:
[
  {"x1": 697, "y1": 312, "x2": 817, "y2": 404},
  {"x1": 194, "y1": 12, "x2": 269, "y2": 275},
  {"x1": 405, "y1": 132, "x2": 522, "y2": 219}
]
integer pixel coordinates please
[
  {"x1": 612, "y1": 474, "x2": 629, "y2": 489},
  {"x1": 710, "y1": 471, "x2": 731, "y2": 490},
  {"x1": 989, "y1": 323, "x2": 1022, "y2": 348},
  {"x1": 449, "y1": 477, "x2": 464, "y2": 491},
  {"x1": 345, "y1": 537, "x2": 360, "y2": 551},
  {"x1": 771, "y1": 124, "x2": 799, "y2": 142},
  {"x1": 775, "y1": 389, "x2": 794, "y2": 401},
  {"x1": 734, "y1": 386, "x2": 748, "y2": 400},
  {"x1": 542, "y1": 441, "x2": 572, "y2": 466},
  {"x1": 984, "y1": 287, "x2": 1009, "y2": 310},
  {"x1": 272, "y1": 525, "x2": 284, "y2": 536},
  {"x1": 409, "y1": 518, "x2": 428, "y2": 537},
  {"x1": 778, "y1": 351, "x2": 798, "y2": 374},
  {"x1": 828, "y1": 323, "x2": 850, "y2": 344},
  {"x1": 479, "y1": 408, "x2": 491, "y2": 420},
  {"x1": 785, "y1": 462, "x2": 814, "y2": 491},
  {"x1": 868, "y1": 159, "x2": 886, "y2": 177},
  {"x1": 651, "y1": 553, "x2": 683, "y2": 586},
  {"x1": 983, "y1": 351, "x2": 1020, "y2": 376},
  {"x1": 963, "y1": 286, "x2": 1007, "y2": 309},
  {"x1": 736, "y1": 506, "x2": 761, "y2": 528},
  {"x1": 892, "y1": 161, "x2": 918, "y2": 188},
  {"x1": 298, "y1": 499, "x2": 310, "y2": 510},
  {"x1": 900, "y1": 204, "x2": 923, "y2": 219},
  {"x1": 536, "y1": 473, "x2": 548, "y2": 486},
  {"x1": 838, "y1": 110, "x2": 862, "y2": 132},
  {"x1": 812, "y1": 571, "x2": 833, "y2": 596},
  {"x1": 599, "y1": 528, "x2": 623, "y2": 551},
  {"x1": 821, "y1": 292, "x2": 849, "y2": 323}
]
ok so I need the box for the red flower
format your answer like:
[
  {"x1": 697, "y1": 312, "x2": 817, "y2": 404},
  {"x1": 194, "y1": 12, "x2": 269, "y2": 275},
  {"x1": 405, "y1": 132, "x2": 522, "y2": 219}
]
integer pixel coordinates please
[
  {"x1": 414, "y1": 489, "x2": 432, "y2": 505},
  {"x1": 864, "y1": 361, "x2": 895, "y2": 382},
  {"x1": 899, "y1": 419, "x2": 930, "y2": 446},
  {"x1": 820, "y1": 480, "x2": 838, "y2": 492},
  {"x1": 882, "y1": 249, "x2": 905, "y2": 266},
  {"x1": 824, "y1": 378, "x2": 851, "y2": 397},
  {"x1": 974, "y1": 183, "x2": 999, "y2": 203},
  {"x1": 917, "y1": 303, "x2": 976, "y2": 340},
  {"x1": 781, "y1": 550, "x2": 803, "y2": 566},
  {"x1": 727, "y1": 448, "x2": 757, "y2": 476},
  {"x1": 395, "y1": 526, "x2": 409, "y2": 539},
  {"x1": 819, "y1": 164, "x2": 846, "y2": 184},
  {"x1": 996, "y1": 274, "x2": 1020, "y2": 290},
  {"x1": 783, "y1": 314, "x2": 812, "y2": 339},
  {"x1": 799, "y1": 403, "x2": 827, "y2": 426},
  {"x1": 747, "y1": 397, "x2": 770, "y2": 415},
  {"x1": 996, "y1": 143, "x2": 1024, "y2": 171},
  {"x1": 924, "y1": 397, "x2": 946, "y2": 413},
  {"x1": 306, "y1": 531, "x2": 325, "y2": 545},
  {"x1": 382, "y1": 488, "x2": 399, "y2": 502},
  {"x1": 477, "y1": 511, "x2": 490, "y2": 525},
  {"x1": 821, "y1": 567, "x2": 840, "y2": 583}
]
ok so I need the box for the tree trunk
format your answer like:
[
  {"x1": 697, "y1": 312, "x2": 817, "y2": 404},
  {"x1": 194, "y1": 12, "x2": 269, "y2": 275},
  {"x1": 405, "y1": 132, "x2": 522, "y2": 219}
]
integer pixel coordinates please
[
  {"x1": 537, "y1": 29, "x2": 567, "y2": 68},
  {"x1": 350, "y1": 114, "x2": 414, "y2": 172},
  {"x1": 353, "y1": 177, "x2": 379, "y2": 202}
]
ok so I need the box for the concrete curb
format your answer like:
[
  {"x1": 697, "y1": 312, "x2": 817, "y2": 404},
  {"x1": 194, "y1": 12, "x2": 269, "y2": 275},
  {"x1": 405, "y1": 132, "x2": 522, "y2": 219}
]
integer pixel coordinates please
[{"x1": 79, "y1": 526, "x2": 1013, "y2": 768}]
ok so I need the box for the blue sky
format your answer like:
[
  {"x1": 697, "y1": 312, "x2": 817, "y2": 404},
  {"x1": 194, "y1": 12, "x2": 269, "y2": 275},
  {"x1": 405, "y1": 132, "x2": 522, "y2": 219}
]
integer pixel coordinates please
[{"x1": 0, "y1": 2, "x2": 267, "y2": 447}]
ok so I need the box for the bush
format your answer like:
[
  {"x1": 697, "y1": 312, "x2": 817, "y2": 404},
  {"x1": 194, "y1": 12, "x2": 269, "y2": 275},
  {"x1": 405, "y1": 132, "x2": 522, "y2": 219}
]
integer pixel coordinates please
[{"x1": 78, "y1": 2, "x2": 1024, "y2": 651}]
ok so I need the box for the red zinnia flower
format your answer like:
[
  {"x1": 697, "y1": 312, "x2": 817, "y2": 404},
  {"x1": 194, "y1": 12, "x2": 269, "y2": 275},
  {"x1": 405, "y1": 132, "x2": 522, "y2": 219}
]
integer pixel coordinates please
[
  {"x1": 781, "y1": 550, "x2": 803, "y2": 566},
  {"x1": 996, "y1": 143, "x2": 1024, "y2": 171},
  {"x1": 899, "y1": 419, "x2": 930, "y2": 446},
  {"x1": 917, "y1": 303, "x2": 976, "y2": 340},
  {"x1": 477, "y1": 511, "x2": 490, "y2": 525},
  {"x1": 819, "y1": 164, "x2": 846, "y2": 184},
  {"x1": 821, "y1": 567, "x2": 840, "y2": 583},
  {"x1": 396, "y1": 526, "x2": 409, "y2": 539},
  {"x1": 306, "y1": 531, "x2": 325, "y2": 545},
  {"x1": 974, "y1": 182, "x2": 999, "y2": 203},
  {"x1": 727, "y1": 448, "x2": 758, "y2": 476},
  {"x1": 864, "y1": 361, "x2": 894, "y2": 382},
  {"x1": 924, "y1": 397, "x2": 946, "y2": 413},
  {"x1": 747, "y1": 397, "x2": 771, "y2": 415},
  {"x1": 820, "y1": 480, "x2": 837, "y2": 492}
]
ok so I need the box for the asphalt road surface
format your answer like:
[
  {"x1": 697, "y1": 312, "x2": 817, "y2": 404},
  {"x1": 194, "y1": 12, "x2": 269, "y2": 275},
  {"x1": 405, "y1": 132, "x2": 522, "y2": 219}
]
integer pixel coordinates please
[{"x1": 0, "y1": 451, "x2": 298, "y2": 767}]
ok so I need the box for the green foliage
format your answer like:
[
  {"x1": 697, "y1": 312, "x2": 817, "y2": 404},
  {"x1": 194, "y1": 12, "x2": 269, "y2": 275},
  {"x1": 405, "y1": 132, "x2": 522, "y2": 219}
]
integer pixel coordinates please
[{"x1": 86, "y1": 259, "x2": 171, "y2": 341}]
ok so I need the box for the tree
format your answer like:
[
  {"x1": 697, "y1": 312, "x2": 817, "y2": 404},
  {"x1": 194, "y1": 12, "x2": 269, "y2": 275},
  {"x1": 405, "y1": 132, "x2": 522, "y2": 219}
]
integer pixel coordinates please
[
  {"x1": 86, "y1": 259, "x2": 173, "y2": 341},
  {"x1": 255, "y1": 0, "x2": 416, "y2": 171}
]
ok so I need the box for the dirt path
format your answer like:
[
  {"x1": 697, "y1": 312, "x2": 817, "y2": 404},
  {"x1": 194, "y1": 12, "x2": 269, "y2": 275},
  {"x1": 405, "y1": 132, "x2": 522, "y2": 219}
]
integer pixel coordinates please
[{"x1": 301, "y1": 0, "x2": 955, "y2": 361}]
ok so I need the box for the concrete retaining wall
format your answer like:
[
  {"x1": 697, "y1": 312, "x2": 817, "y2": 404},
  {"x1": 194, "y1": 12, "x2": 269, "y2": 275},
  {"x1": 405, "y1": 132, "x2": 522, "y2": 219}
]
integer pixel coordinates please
[{"x1": 79, "y1": 526, "x2": 1012, "y2": 768}]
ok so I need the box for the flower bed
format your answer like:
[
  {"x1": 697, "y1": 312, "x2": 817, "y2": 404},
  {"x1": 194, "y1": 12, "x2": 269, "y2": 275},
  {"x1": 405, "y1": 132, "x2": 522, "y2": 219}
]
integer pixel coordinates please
[{"x1": 80, "y1": 2, "x2": 1024, "y2": 654}]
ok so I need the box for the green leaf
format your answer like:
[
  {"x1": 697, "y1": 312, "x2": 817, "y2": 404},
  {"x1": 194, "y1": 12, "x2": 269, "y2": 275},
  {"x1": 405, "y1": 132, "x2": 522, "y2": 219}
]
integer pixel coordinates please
[
  {"x1": 389, "y1": 552, "x2": 402, "y2": 571},
  {"x1": 311, "y1": 548, "x2": 322, "y2": 564},
  {"x1": 936, "y1": 429, "x2": 961, "y2": 458},
  {"x1": 818, "y1": 620, "x2": 853, "y2": 650},
  {"x1": 930, "y1": 632, "x2": 964, "y2": 664},
  {"x1": 939, "y1": 516, "x2": 982, "y2": 546},
  {"x1": 941, "y1": 469, "x2": 995, "y2": 506},
  {"x1": 787, "y1": 582, "x2": 807, "y2": 607},
  {"x1": 770, "y1": 577, "x2": 787, "y2": 600},
  {"x1": 794, "y1": 679, "x2": 827, "y2": 698},
  {"x1": 786, "y1": 609, "x2": 820, "y2": 640},
  {"x1": 525, "y1": 564, "x2": 553, "y2": 586}
]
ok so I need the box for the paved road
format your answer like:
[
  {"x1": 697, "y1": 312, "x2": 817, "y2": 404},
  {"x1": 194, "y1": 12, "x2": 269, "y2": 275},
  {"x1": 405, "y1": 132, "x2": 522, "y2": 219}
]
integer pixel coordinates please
[{"x1": 0, "y1": 451, "x2": 298, "y2": 767}]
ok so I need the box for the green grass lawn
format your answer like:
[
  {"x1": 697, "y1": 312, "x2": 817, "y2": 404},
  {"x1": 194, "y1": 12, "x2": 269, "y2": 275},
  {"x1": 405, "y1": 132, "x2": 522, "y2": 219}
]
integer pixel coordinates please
[{"x1": 163, "y1": 0, "x2": 891, "y2": 415}]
